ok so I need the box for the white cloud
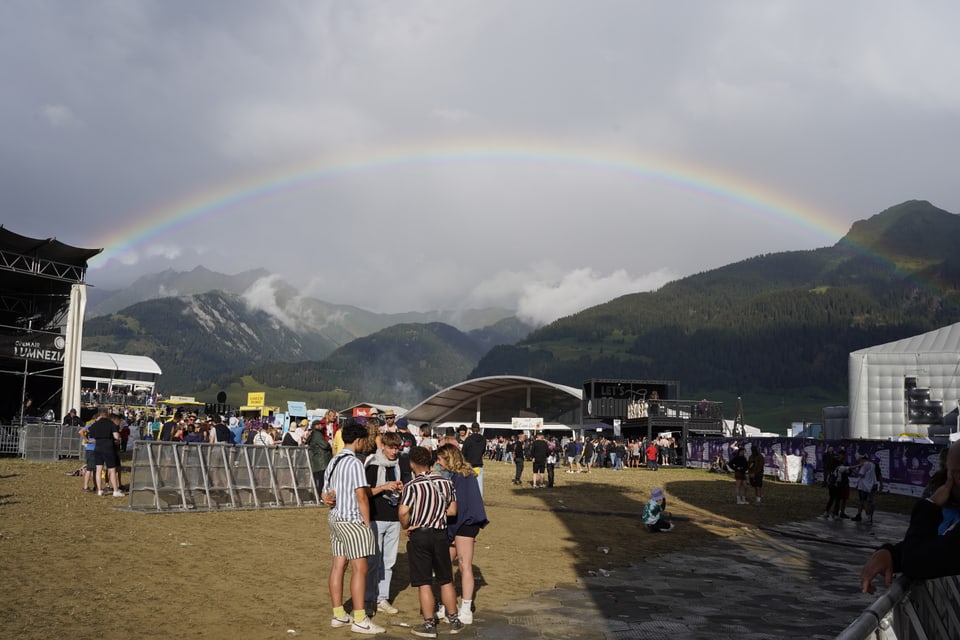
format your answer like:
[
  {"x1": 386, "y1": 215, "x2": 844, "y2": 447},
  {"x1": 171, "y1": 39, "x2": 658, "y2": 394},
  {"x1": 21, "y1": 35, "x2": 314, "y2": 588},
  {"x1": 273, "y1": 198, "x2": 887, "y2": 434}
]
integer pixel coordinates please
[
  {"x1": 38, "y1": 104, "x2": 75, "y2": 127},
  {"x1": 516, "y1": 267, "x2": 676, "y2": 326},
  {"x1": 242, "y1": 275, "x2": 349, "y2": 331},
  {"x1": 145, "y1": 244, "x2": 182, "y2": 260}
]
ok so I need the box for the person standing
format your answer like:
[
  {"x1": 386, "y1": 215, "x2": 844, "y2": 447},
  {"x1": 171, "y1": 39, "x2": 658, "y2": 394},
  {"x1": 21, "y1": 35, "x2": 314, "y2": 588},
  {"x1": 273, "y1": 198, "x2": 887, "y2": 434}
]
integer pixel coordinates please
[
  {"x1": 645, "y1": 439, "x2": 659, "y2": 472},
  {"x1": 158, "y1": 412, "x2": 181, "y2": 441},
  {"x1": 321, "y1": 422, "x2": 384, "y2": 635},
  {"x1": 399, "y1": 446, "x2": 463, "y2": 637},
  {"x1": 511, "y1": 435, "x2": 526, "y2": 486},
  {"x1": 459, "y1": 423, "x2": 486, "y2": 496},
  {"x1": 363, "y1": 432, "x2": 404, "y2": 617},
  {"x1": 436, "y1": 444, "x2": 488, "y2": 625},
  {"x1": 747, "y1": 445, "x2": 765, "y2": 505},
  {"x1": 305, "y1": 419, "x2": 333, "y2": 494},
  {"x1": 565, "y1": 438, "x2": 580, "y2": 473},
  {"x1": 530, "y1": 432, "x2": 549, "y2": 488},
  {"x1": 209, "y1": 416, "x2": 233, "y2": 444},
  {"x1": 582, "y1": 438, "x2": 596, "y2": 473},
  {"x1": 852, "y1": 453, "x2": 880, "y2": 523},
  {"x1": 88, "y1": 409, "x2": 124, "y2": 497},
  {"x1": 729, "y1": 446, "x2": 749, "y2": 504},
  {"x1": 822, "y1": 446, "x2": 843, "y2": 519},
  {"x1": 545, "y1": 438, "x2": 557, "y2": 488},
  {"x1": 78, "y1": 422, "x2": 96, "y2": 493}
]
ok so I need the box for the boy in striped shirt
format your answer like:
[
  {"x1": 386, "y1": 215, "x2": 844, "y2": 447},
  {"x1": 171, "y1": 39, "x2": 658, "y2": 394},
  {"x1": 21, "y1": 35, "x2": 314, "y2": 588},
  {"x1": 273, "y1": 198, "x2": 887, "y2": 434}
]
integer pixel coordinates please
[
  {"x1": 322, "y1": 422, "x2": 385, "y2": 635},
  {"x1": 399, "y1": 446, "x2": 463, "y2": 637}
]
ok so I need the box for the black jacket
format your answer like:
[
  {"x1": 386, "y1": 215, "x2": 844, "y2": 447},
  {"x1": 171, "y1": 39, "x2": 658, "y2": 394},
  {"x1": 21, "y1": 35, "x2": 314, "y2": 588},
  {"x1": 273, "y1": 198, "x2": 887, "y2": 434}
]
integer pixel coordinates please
[
  {"x1": 461, "y1": 433, "x2": 486, "y2": 467},
  {"x1": 887, "y1": 498, "x2": 960, "y2": 580}
]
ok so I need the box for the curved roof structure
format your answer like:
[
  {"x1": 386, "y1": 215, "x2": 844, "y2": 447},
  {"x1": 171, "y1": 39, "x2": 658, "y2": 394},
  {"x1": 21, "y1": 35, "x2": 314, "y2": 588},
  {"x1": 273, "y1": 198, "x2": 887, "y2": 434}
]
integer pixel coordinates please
[
  {"x1": 402, "y1": 375, "x2": 582, "y2": 426},
  {"x1": 82, "y1": 351, "x2": 162, "y2": 376}
]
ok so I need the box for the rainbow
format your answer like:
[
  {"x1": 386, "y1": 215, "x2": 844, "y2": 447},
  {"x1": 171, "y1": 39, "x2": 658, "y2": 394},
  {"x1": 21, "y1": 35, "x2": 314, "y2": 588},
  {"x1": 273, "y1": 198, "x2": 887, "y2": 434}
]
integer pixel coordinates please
[{"x1": 89, "y1": 139, "x2": 850, "y2": 268}]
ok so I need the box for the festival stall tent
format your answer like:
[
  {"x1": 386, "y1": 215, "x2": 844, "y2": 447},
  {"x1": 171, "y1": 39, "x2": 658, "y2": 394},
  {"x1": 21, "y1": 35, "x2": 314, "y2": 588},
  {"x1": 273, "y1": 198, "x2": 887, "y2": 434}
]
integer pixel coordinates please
[{"x1": 848, "y1": 322, "x2": 960, "y2": 440}]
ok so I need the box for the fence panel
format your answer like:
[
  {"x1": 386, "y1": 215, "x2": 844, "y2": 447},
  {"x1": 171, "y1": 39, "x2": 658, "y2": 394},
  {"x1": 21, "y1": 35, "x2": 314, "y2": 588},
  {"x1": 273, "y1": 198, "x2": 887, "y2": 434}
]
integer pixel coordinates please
[
  {"x1": 837, "y1": 575, "x2": 960, "y2": 640},
  {"x1": 128, "y1": 441, "x2": 320, "y2": 512}
]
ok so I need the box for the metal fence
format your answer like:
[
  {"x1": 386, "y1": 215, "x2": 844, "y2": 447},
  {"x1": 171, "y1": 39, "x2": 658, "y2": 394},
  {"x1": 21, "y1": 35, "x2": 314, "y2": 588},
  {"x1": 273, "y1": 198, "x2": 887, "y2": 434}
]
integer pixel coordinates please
[
  {"x1": 837, "y1": 574, "x2": 960, "y2": 640},
  {"x1": 0, "y1": 423, "x2": 82, "y2": 460},
  {"x1": 127, "y1": 441, "x2": 320, "y2": 512}
]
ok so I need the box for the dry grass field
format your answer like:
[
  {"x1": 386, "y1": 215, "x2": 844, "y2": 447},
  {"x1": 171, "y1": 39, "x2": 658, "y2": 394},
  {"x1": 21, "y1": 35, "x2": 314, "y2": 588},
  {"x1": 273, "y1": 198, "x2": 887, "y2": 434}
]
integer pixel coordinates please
[{"x1": 0, "y1": 455, "x2": 915, "y2": 639}]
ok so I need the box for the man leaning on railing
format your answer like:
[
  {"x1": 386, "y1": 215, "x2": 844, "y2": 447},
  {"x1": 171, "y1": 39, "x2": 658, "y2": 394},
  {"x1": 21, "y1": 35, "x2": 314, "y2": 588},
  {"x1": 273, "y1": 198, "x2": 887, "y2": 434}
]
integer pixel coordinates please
[{"x1": 860, "y1": 440, "x2": 960, "y2": 593}]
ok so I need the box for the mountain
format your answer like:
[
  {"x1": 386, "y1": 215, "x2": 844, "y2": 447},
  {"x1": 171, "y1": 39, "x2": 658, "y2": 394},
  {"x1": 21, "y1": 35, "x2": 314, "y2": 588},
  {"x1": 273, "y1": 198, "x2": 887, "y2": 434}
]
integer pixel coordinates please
[
  {"x1": 470, "y1": 200, "x2": 960, "y2": 428},
  {"x1": 232, "y1": 322, "x2": 490, "y2": 408},
  {"x1": 86, "y1": 266, "x2": 518, "y2": 349},
  {"x1": 85, "y1": 285, "x2": 533, "y2": 398},
  {"x1": 86, "y1": 266, "x2": 272, "y2": 317},
  {"x1": 82, "y1": 290, "x2": 337, "y2": 393}
]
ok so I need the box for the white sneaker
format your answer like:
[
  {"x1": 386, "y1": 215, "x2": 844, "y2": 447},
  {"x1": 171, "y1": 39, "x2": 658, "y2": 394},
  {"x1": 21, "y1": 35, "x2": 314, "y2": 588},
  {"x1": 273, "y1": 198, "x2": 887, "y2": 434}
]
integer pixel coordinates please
[
  {"x1": 331, "y1": 615, "x2": 351, "y2": 628},
  {"x1": 113, "y1": 491, "x2": 125, "y2": 497},
  {"x1": 376, "y1": 600, "x2": 398, "y2": 614},
  {"x1": 458, "y1": 605, "x2": 473, "y2": 625},
  {"x1": 350, "y1": 616, "x2": 385, "y2": 634}
]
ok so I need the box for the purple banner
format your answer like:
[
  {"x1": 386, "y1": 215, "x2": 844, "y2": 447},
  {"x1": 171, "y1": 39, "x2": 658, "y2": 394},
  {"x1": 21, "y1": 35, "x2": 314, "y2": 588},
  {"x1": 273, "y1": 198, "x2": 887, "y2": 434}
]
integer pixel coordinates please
[{"x1": 686, "y1": 437, "x2": 944, "y2": 497}]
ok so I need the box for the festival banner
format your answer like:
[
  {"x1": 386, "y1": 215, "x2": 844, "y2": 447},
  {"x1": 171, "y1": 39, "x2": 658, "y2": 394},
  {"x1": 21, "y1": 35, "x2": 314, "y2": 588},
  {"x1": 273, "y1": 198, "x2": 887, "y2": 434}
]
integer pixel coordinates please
[{"x1": 1, "y1": 333, "x2": 65, "y2": 363}]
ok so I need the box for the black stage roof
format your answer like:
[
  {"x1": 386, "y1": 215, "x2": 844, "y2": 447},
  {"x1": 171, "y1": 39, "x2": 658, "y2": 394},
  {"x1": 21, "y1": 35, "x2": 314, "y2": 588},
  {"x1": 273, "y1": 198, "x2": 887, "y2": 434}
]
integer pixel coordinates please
[{"x1": 0, "y1": 227, "x2": 101, "y2": 421}]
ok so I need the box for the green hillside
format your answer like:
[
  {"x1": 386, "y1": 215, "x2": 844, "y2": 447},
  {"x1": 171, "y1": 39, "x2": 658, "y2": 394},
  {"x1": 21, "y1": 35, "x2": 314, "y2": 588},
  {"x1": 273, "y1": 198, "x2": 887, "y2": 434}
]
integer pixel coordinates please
[{"x1": 471, "y1": 200, "x2": 960, "y2": 431}]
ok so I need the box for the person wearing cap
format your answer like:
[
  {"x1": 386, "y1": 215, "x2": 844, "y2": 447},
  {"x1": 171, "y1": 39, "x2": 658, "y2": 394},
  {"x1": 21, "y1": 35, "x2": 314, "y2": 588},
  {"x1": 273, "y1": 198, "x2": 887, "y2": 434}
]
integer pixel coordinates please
[
  {"x1": 642, "y1": 487, "x2": 673, "y2": 532},
  {"x1": 63, "y1": 408, "x2": 83, "y2": 427}
]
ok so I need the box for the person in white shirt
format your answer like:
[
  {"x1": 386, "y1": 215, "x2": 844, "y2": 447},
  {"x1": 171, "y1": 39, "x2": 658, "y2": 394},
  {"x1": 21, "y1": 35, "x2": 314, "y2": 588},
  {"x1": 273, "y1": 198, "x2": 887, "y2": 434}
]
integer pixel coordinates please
[{"x1": 852, "y1": 454, "x2": 880, "y2": 523}]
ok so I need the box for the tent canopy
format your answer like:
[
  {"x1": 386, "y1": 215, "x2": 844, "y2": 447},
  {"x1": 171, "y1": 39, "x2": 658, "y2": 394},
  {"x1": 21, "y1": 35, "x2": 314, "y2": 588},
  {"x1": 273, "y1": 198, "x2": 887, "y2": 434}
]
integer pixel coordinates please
[{"x1": 402, "y1": 375, "x2": 582, "y2": 426}]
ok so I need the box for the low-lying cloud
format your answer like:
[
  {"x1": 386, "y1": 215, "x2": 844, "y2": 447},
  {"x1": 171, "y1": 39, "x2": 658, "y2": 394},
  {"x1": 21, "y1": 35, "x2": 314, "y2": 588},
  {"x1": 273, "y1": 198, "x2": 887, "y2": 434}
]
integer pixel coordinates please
[{"x1": 515, "y1": 267, "x2": 675, "y2": 326}]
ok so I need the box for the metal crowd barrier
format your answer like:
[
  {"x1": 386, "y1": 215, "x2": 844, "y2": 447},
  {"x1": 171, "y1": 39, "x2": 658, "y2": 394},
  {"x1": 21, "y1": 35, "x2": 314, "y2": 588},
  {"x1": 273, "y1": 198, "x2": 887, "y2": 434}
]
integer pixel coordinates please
[
  {"x1": 127, "y1": 441, "x2": 320, "y2": 512},
  {"x1": 836, "y1": 574, "x2": 960, "y2": 640},
  {"x1": 0, "y1": 423, "x2": 82, "y2": 460}
]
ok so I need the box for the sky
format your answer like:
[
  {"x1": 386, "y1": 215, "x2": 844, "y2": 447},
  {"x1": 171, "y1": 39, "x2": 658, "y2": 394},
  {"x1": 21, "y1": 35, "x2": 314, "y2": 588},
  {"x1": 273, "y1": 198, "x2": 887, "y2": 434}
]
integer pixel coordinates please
[{"x1": 4, "y1": 1, "x2": 960, "y2": 326}]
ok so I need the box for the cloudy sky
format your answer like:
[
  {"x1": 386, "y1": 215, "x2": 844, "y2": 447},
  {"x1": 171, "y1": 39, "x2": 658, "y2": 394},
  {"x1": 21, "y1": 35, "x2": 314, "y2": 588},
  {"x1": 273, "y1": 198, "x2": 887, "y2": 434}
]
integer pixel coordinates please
[{"x1": 4, "y1": 1, "x2": 959, "y2": 325}]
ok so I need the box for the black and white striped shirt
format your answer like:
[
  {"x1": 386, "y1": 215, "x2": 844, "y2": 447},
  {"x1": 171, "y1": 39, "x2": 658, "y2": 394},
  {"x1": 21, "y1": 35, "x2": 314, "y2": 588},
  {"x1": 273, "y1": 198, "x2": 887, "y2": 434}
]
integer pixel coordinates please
[{"x1": 400, "y1": 471, "x2": 456, "y2": 530}]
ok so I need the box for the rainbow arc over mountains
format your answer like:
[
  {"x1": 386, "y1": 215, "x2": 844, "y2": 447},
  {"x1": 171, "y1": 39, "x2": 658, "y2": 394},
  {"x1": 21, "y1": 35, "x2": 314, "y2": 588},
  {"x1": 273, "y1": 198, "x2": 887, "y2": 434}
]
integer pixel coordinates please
[{"x1": 91, "y1": 140, "x2": 852, "y2": 268}]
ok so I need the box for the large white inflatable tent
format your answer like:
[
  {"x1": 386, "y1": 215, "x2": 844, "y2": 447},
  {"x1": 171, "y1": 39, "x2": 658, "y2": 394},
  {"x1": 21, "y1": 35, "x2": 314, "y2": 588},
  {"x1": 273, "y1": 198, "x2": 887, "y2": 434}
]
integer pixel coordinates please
[{"x1": 849, "y1": 322, "x2": 960, "y2": 440}]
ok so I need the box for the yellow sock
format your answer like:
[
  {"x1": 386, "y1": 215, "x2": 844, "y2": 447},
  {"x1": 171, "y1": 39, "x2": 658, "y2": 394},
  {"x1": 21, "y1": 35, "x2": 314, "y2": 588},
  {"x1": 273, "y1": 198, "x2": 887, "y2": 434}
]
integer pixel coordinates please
[
  {"x1": 353, "y1": 609, "x2": 366, "y2": 623},
  {"x1": 333, "y1": 606, "x2": 346, "y2": 619}
]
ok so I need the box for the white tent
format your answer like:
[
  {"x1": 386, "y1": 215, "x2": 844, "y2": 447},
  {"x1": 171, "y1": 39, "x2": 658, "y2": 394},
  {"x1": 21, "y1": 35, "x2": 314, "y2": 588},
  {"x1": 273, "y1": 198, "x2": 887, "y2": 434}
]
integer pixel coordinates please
[{"x1": 849, "y1": 323, "x2": 960, "y2": 439}]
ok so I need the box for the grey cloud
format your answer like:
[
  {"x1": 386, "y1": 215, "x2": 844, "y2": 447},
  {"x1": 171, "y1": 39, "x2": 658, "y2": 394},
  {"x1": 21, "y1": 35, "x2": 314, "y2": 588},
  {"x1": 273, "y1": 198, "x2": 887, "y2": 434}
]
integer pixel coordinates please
[{"x1": 2, "y1": 1, "x2": 958, "y2": 317}]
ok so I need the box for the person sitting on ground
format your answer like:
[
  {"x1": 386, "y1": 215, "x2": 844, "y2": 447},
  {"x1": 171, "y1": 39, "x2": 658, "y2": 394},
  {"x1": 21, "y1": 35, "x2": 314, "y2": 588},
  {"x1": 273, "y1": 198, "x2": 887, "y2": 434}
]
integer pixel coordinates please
[
  {"x1": 642, "y1": 487, "x2": 673, "y2": 532},
  {"x1": 860, "y1": 440, "x2": 960, "y2": 593},
  {"x1": 709, "y1": 453, "x2": 728, "y2": 473}
]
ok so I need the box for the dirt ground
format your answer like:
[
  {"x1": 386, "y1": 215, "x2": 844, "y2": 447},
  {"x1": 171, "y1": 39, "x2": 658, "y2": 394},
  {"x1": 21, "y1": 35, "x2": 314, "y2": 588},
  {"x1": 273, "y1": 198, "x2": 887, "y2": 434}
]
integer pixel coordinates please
[{"x1": 0, "y1": 455, "x2": 914, "y2": 640}]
